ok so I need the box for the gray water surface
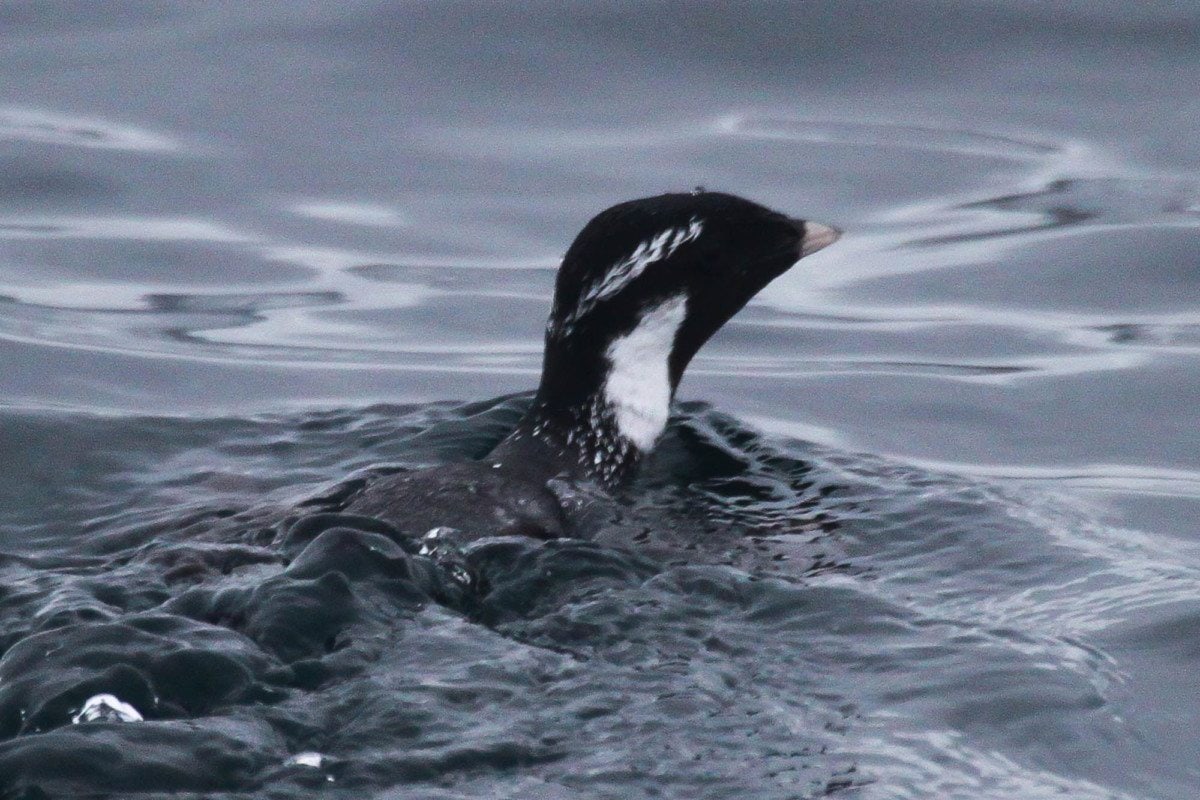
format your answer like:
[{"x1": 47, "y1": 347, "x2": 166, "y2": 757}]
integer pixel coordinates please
[{"x1": 1, "y1": 2, "x2": 1198, "y2": 798}]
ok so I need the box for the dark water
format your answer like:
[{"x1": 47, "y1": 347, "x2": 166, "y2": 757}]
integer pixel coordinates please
[{"x1": 1, "y1": 2, "x2": 1198, "y2": 797}]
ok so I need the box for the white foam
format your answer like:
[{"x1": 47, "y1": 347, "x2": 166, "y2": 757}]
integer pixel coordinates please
[
  {"x1": 289, "y1": 752, "x2": 326, "y2": 768},
  {"x1": 603, "y1": 294, "x2": 687, "y2": 450}
]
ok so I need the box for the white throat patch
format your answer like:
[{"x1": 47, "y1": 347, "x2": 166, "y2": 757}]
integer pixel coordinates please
[{"x1": 602, "y1": 294, "x2": 688, "y2": 450}]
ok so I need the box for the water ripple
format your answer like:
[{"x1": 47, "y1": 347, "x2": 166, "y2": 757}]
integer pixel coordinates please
[{"x1": 0, "y1": 106, "x2": 187, "y2": 154}]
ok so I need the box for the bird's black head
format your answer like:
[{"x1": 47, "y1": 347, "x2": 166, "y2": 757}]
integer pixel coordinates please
[{"x1": 507, "y1": 191, "x2": 840, "y2": 484}]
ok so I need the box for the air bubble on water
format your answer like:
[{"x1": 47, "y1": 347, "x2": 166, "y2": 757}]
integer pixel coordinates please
[
  {"x1": 448, "y1": 563, "x2": 473, "y2": 587},
  {"x1": 417, "y1": 526, "x2": 475, "y2": 589},
  {"x1": 71, "y1": 694, "x2": 143, "y2": 724}
]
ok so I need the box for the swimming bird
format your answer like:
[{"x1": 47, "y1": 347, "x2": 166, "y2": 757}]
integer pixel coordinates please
[{"x1": 343, "y1": 191, "x2": 839, "y2": 541}]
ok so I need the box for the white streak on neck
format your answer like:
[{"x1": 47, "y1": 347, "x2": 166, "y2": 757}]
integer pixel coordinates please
[
  {"x1": 564, "y1": 218, "x2": 703, "y2": 329},
  {"x1": 602, "y1": 294, "x2": 687, "y2": 450}
]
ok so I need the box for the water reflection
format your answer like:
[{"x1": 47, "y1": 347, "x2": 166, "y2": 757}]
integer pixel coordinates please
[
  {"x1": 1, "y1": 2, "x2": 1199, "y2": 794},
  {"x1": 0, "y1": 106, "x2": 185, "y2": 153}
]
